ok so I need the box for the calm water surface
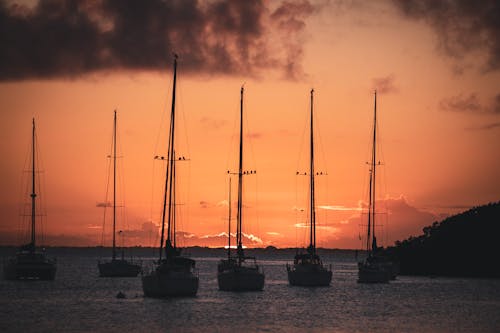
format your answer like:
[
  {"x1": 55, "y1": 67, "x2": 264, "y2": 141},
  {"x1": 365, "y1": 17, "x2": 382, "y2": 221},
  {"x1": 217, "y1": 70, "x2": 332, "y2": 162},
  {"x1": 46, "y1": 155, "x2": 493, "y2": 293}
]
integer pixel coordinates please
[{"x1": 1, "y1": 251, "x2": 499, "y2": 332}]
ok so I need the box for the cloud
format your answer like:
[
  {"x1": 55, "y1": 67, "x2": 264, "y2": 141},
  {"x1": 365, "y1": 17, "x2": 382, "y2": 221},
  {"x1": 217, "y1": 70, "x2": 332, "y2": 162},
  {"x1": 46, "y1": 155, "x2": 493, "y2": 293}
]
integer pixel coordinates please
[
  {"x1": 217, "y1": 200, "x2": 229, "y2": 207},
  {"x1": 121, "y1": 221, "x2": 159, "y2": 238},
  {"x1": 0, "y1": 0, "x2": 315, "y2": 81},
  {"x1": 356, "y1": 195, "x2": 438, "y2": 242},
  {"x1": 176, "y1": 231, "x2": 263, "y2": 247},
  {"x1": 243, "y1": 232, "x2": 263, "y2": 244},
  {"x1": 439, "y1": 92, "x2": 500, "y2": 114},
  {"x1": 266, "y1": 231, "x2": 282, "y2": 236},
  {"x1": 465, "y1": 122, "x2": 500, "y2": 131},
  {"x1": 294, "y1": 222, "x2": 338, "y2": 233},
  {"x1": 494, "y1": 93, "x2": 500, "y2": 113},
  {"x1": 439, "y1": 93, "x2": 482, "y2": 113},
  {"x1": 269, "y1": 0, "x2": 315, "y2": 79},
  {"x1": 318, "y1": 205, "x2": 362, "y2": 211},
  {"x1": 371, "y1": 74, "x2": 398, "y2": 94},
  {"x1": 96, "y1": 202, "x2": 112, "y2": 207},
  {"x1": 199, "y1": 201, "x2": 211, "y2": 209},
  {"x1": 391, "y1": 0, "x2": 500, "y2": 72}
]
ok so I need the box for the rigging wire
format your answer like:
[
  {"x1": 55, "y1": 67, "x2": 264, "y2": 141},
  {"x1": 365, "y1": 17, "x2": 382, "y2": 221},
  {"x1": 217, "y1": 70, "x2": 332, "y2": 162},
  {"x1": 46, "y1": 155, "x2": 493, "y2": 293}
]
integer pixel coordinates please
[
  {"x1": 244, "y1": 93, "x2": 261, "y2": 245},
  {"x1": 149, "y1": 66, "x2": 174, "y2": 253},
  {"x1": 174, "y1": 73, "x2": 192, "y2": 247},
  {"x1": 295, "y1": 92, "x2": 309, "y2": 249},
  {"x1": 100, "y1": 118, "x2": 114, "y2": 249}
]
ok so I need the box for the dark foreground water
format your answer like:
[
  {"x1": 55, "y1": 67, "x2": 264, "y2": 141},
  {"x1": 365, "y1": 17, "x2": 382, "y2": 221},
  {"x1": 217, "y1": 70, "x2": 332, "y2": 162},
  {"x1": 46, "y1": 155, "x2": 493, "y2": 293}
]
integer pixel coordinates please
[{"x1": 1, "y1": 249, "x2": 499, "y2": 332}]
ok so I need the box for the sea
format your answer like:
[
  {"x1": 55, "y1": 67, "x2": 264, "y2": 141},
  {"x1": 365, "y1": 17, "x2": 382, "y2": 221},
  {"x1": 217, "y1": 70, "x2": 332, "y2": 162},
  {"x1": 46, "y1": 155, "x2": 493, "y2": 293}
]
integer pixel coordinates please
[{"x1": 1, "y1": 248, "x2": 499, "y2": 333}]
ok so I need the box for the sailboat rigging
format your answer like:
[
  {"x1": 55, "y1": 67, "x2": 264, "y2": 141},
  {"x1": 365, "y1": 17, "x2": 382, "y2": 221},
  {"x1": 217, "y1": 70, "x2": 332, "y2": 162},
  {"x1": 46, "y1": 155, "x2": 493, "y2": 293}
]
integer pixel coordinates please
[
  {"x1": 142, "y1": 54, "x2": 199, "y2": 297},
  {"x1": 217, "y1": 86, "x2": 265, "y2": 292},
  {"x1": 4, "y1": 119, "x2": 56, "y2": 280},
  {"x1": 286, "y1": 89, "x2": 332, "y2": 286},
  {"x1": 357, "y1": 91, "x2": 394, "y2": 283},
  {"x1": 98, "y1": 111, "x2": 141, "y2": 277}
]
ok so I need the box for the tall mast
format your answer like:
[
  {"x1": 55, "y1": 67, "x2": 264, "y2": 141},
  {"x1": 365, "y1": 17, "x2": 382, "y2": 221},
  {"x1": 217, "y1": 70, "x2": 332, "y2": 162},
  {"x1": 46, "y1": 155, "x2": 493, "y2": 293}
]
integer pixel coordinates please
[
  {"x1": 371, "y1": 91, "x2": 378, "y2": 253},
  {"x1": 159, "y1": 54, "x2": 178, "y2": 260},
  {"x1": 31, "y1": 118, "x2": 36, "y2": 249},
  {"x1": 309, "y1": 89, "x2": 316, "y2": 254},
  {"x1": 172, "y1": 150, "x2": 176, "y2": 249},
  {"x1": 112, "y1": 111, "x2": 117, "y2": 260},
  {"x1": 227, "y1": 177, "x2": 232, "y2": 260},
  {"x1": 367, "y1": 90, "x2": 378, "y2": 255},
  {"x1": 236, "y1": 86, "x2": 244, "y2": 258}
]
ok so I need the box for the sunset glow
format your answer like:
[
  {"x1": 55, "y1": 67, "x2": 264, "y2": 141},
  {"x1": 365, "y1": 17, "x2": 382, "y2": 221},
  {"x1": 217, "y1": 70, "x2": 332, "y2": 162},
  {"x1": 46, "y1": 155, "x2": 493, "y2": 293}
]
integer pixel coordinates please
[{"x1": 1, "y1": 0, "x2": 499, "y2": 249}]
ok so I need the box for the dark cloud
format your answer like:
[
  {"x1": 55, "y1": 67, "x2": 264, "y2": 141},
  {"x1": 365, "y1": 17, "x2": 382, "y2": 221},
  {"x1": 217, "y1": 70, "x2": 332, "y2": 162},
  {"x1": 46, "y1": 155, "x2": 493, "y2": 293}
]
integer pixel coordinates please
[
  {"x1": 96, "y1": 201, "x2": 112, "y2": 207},
  {"x1": 121, "y1": 221, "x2": 159, "y2": 238},
  {"x1": 465, "y1": 122, "x2": 500, "y2": 131},
  {"x1": 371, "y1": 74, "x2": 398, "y2": 94},
  {"x1": 270, "y1": 0, "x2": 315, "y2": 79},
  {"x1": 391, "y1": 0, "x2": 500, "y2": 72},
  {"x1": 199, "y1": 201, "x2": 210, "y2": 209},
  {"x1": 333, "y1": 196, "x2": 438, "y2": 248},
  {"x1": 494, "y1": 93, "x2": 500, "y2": 113},
  {"x1": 440, "y1": 93, "x2": 482, "y2": 113},
  {"x1": 0, "y1": 0, "x2": 314, "y2": 81},
  {"x1": 439, "y1": 92, "x2": 500, "y2": 114}
]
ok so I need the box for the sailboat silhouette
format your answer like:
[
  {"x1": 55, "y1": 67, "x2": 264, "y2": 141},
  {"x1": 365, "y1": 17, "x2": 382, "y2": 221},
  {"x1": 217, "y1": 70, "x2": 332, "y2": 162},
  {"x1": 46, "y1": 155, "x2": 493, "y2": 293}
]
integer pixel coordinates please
[
  {"x1": 217, "y1": 86, "x2": 265, "y2": 292},
  {"x1": 4, "y1": 119, "x2": 56, "y2": 280},
  {"x1": 287, "y1": 89, "x2": 332, "y2": 286},
  {"x1": 141, "y1": 55, "x2": 199, "y2": 297},
  {"x1": 98, "y1": 111, "x2": 141, "y2": 277}
]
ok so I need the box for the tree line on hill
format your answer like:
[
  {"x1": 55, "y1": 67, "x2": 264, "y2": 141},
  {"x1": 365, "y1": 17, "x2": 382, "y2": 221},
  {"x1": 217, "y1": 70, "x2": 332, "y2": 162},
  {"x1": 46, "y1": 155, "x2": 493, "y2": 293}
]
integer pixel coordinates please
[{"x1": 381, "y1": 201, "x2": 500, "y2": 278}]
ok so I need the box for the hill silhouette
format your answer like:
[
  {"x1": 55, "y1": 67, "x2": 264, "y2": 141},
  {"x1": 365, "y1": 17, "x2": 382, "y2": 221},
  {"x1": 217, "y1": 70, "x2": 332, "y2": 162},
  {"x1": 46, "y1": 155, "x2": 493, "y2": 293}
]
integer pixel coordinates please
[{"x1": 382, "y1": 201, "x2": 500, "y2": 278}]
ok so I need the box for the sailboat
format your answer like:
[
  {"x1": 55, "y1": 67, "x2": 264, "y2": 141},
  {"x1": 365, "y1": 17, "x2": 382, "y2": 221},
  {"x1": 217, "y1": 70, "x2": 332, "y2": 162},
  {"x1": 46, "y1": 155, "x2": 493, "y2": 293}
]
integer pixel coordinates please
[
  {"x1": 142, "y1": 55, "x2": 199, "y2": 297},
  {"x1": 357, "y1": 91, "x2": 393, "y2": 283},
  {"x1": 287, "y1": 89, "x2": 332, "y2": 287},
  {"x1": 98, "y1": 111, "x2": 141, "y2": 277},
  {"x1": 4, "y1": 119, "x2": 57, "y2": 280},
  {"x1": 217, "y1": 86, "x2": 265, "y2": 291}
]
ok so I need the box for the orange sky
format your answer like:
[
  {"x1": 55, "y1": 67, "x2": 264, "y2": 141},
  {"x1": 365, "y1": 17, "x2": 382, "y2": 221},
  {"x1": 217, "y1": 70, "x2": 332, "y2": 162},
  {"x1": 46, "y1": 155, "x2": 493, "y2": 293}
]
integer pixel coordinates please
[{"x1": 1, "y1": 0, "x2": 499, "y2": 249}]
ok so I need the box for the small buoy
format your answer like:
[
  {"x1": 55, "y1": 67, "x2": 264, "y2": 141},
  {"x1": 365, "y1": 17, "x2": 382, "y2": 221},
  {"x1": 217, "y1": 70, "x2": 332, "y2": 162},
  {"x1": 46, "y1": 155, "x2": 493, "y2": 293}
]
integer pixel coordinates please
[{"x1": 116, "y1": 291, "x2": 126, "y2": 299}]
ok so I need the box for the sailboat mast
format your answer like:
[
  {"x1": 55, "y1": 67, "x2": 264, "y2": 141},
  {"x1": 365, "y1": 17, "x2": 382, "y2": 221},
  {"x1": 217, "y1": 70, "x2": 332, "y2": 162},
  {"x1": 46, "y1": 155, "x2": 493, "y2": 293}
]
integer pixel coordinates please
[
  {"x1": 371, "y1": 91, "x2": 378, "y2": 252},
  {"x1": 227, "y1": 177, "x2": 232, "y2": 259},
  {"x1": 309, "y1": 89, "x2": 316, "y2": 254},
  {"x1": 172, "y1": 150, "x2": 176, "y2": 249},
  {"x1": 159, "y1": 54, "x2": 178, "y2": 260},
  {"x1": 31, "y1": 118, "x2": 36, "y2": 248},
  {"x1": 112, "y1": 111, "x2": 117, "y2": 260},
  {"x1": 366, "y1": 168, "x2": 373, "y2": 253},
  {"x1": 236, "y1": 86, "x2": 244, "y2": 256}
]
